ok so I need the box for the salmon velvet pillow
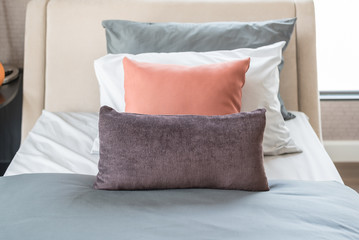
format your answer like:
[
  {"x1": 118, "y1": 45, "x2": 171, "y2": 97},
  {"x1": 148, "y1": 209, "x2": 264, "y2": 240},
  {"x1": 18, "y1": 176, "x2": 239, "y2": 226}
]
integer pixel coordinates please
[{"x1": 123, "y1": 57, "x2": 250, "y2": 115}]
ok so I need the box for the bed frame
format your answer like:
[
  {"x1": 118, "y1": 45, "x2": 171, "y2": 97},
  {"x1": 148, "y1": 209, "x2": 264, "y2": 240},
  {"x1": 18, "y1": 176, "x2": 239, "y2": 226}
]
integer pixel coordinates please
[{"x1": 22, "y1": 0, "x2": 321, "y2": 140}]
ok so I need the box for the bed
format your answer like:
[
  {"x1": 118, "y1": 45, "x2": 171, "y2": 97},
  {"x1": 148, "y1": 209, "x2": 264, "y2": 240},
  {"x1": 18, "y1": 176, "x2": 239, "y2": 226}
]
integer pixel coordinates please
[{"x1": 1, "y1": 0, "x2": 359, "y2": 239}]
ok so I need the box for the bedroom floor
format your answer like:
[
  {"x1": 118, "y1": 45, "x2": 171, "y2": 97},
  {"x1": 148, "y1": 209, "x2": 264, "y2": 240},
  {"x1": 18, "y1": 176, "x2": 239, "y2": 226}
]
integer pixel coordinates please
[{"x1": 335, "y1": 162, "x2": 359, "y2": 192}]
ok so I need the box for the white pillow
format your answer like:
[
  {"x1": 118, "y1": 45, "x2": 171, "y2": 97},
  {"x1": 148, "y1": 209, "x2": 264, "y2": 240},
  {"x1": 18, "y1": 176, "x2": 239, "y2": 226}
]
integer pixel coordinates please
[{"x1": 92, "y1": 41, "x2": 301, "y2": 155}]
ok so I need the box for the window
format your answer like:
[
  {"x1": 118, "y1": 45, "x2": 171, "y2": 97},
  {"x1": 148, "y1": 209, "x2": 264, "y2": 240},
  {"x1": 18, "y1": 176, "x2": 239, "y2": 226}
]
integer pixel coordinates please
[{"x1": 315, "y1": 0, "x2": 359, "y2": 92}]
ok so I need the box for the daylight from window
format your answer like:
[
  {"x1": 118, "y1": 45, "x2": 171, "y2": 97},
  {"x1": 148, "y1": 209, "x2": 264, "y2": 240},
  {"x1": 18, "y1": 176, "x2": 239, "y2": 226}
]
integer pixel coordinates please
[{"x1": 315, "y1": 0, "x2": 359, "y2": 91}]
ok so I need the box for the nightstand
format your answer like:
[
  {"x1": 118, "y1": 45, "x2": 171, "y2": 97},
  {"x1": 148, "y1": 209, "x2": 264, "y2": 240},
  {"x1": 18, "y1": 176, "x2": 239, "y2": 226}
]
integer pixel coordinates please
[{"x1": 0, "y1": 69, "x2": 23, "y2": 176}]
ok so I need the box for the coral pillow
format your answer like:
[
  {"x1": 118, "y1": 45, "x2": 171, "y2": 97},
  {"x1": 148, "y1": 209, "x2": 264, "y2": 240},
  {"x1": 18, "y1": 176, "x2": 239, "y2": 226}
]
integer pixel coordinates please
[{"x1": 123, "y1": 57, "x2": 250, "y2": 115}]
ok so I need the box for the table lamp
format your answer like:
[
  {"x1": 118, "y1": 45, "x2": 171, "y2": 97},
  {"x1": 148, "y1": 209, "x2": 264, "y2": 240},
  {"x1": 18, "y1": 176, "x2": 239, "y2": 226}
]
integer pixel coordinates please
[{"x1": 0, "y1": 62, "x2": 4, "y2": 86}]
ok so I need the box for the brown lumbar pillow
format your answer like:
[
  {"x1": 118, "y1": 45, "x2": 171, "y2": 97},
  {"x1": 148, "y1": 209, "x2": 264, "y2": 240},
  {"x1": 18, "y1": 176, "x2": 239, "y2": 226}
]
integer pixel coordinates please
[{"x1": 94, "y1": 106, "x2": 269, "y2": 191}]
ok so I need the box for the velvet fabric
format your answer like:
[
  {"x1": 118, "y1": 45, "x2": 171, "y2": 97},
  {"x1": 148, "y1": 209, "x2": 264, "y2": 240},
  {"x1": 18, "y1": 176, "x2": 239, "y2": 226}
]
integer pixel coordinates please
[
  {"x1": 94, "y1": 106, "x2": 269, "y2": 191},
  {"x1": 123, "y1": 57, "x2": 250, "y2": 115}
]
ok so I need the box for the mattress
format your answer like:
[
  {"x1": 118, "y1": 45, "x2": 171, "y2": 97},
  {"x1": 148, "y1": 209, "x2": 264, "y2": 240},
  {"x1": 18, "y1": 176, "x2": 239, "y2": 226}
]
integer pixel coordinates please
[{"x1": 5, "y1": 111, "x2": 343, "y2": 183}]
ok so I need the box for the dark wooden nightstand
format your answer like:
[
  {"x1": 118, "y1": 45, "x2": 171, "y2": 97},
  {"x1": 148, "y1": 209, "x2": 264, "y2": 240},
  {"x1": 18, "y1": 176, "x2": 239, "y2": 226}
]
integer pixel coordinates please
[{"x1": 0, "y1": 69, "x2": 23, "y2": 176}]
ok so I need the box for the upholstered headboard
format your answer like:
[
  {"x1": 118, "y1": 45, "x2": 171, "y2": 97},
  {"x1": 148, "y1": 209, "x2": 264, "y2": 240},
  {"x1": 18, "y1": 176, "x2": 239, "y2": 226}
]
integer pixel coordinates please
[{"x1": 22, "y1": 0, "x2": 321, "y2": 140}]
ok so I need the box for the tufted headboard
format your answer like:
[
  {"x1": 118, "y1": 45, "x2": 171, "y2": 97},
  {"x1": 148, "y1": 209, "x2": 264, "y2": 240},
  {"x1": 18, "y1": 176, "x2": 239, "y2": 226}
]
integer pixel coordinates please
[{"x1": 22, "y1": 0, "x2": 321, "y2": 140}]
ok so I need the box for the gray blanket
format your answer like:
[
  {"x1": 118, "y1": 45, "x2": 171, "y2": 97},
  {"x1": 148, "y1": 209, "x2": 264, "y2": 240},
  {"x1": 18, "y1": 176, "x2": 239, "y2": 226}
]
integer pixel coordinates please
[{"x1": 1, "y1": 173, "x2": 358, "y2": 239}]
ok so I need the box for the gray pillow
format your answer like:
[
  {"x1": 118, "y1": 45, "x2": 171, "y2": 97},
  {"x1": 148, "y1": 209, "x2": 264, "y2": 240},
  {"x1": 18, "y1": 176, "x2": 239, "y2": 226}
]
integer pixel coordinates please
[
  {"x1": 94, "y1": 106, "x2": 269, "y2": 191},
  {"x1": 102, "y1": 18, "x2": 296, "y2": 120}
]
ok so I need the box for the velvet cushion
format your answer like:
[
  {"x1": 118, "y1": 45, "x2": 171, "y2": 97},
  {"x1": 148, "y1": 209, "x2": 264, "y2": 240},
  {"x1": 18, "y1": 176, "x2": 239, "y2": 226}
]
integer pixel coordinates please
[
  {"x1": 94, "y1": 106, "x2": 269, "y2": 191},
  {"x1": 123, "y1": 57, "x2": 250, "y2": 115}
]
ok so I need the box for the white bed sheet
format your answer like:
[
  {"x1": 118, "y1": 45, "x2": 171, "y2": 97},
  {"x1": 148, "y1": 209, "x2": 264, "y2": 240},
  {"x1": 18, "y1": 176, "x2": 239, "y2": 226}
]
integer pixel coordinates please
[
  {"x1": 264, "y1": 112, "x2": 343, "y2": 183},
  {"x1": 5, "y1": 111, "x2": 343, "y2": 183}
]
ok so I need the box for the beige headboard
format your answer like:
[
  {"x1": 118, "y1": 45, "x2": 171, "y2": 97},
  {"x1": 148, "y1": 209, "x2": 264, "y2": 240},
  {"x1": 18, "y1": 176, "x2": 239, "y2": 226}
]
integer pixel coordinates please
[{"x1": 22, "y1": 0, "x2": 321, "y2": 140}]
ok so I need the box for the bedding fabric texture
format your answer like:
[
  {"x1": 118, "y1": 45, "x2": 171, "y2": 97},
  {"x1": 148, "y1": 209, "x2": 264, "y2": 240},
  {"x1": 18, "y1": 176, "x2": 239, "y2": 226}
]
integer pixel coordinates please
[
  {"x1": 1, "y1": 173, "x2": 358, "y2": 239},
  {"x1": 94, "y1": 42, "x2": 301, "y2": 155},
  {"x1": 5, "y1": 111, "x2": 342, "y2": 183},
  {"x1": 123, "y1": 57, "x2": 249, "y2": 115},
  {"x1": 102, "y1": 18, "x2": 296, "y2": 120},
  {"x1": 95, "y1": 106, "x2": 268, "y2": 191}
]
